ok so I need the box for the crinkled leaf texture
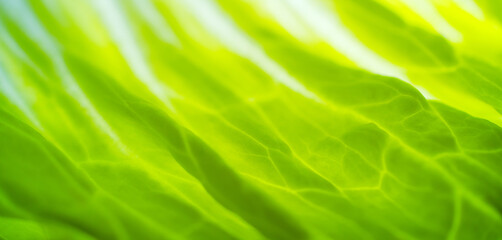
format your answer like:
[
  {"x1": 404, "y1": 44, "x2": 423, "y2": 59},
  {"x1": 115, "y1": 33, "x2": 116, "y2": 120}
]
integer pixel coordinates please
[{"x1": 0, "y1": 0, "x2": 502, "y2": 239}]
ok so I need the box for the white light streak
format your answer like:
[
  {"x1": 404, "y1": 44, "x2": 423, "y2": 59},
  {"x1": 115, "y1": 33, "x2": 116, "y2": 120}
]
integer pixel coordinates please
[{"x1": 179, "y1": 0, "x2": 320, "y2": 101}]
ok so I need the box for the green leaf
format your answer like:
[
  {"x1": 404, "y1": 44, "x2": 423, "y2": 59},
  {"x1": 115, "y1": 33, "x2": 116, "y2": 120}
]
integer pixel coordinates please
[{"x1": 1, "y1": 0, "x2": 502, "y2": 239}]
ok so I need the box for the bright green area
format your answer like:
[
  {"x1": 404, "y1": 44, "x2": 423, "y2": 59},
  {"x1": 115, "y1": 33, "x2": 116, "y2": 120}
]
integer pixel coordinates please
[{"x1": 0, "y1": 0, "x2": 502, "y2": 239}]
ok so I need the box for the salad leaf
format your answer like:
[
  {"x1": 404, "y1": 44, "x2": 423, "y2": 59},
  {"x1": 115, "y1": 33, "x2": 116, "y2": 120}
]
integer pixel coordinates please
[{"x1": 1, "y1": 0, "x2": 502, "y2": 239}]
